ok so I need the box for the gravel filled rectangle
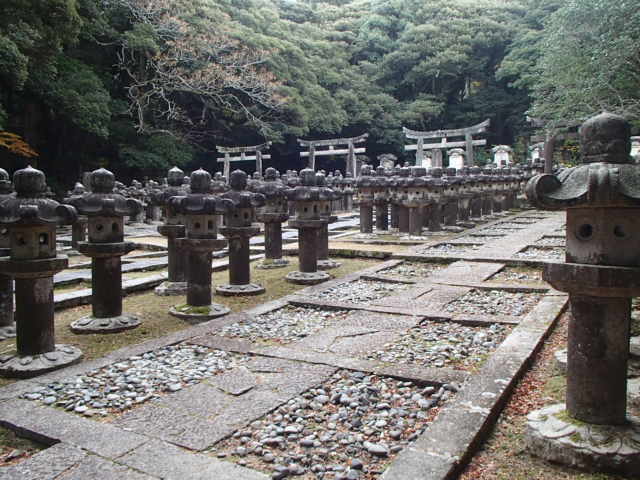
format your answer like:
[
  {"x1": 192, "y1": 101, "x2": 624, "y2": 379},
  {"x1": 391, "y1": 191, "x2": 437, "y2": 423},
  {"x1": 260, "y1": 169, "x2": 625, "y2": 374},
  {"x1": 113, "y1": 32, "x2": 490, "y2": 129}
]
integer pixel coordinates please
[
  {"x1": 209, "y1": 369, "x2": 456, "y2": 479},
  {"x1": 221, "y1": 306, "x2": 351, "y2": 344},
  {"x1": 533, "y1": 236, "x2": 566, "y2": 247},
  {"x1": 318, "y1": 279, "x2": 412, "y2": 304},
  {"x1": 487, "y1": 266, "x2": 543, "y2": 284},
  {"x1": 362, "y1": 320, "x2": 512, "y2": 370},
  {"x1": 376, "y1": 262, "x2": 447, "y2": 280},
  {"x1": 513, "y1": 246, "x2": 564, "y2": 260},
  {"x1": 416, "y1": 244, "x2": 482, "y2": 256},
  {"x1": 443, "y1": 289, "x2": 542, "y2": 316}
]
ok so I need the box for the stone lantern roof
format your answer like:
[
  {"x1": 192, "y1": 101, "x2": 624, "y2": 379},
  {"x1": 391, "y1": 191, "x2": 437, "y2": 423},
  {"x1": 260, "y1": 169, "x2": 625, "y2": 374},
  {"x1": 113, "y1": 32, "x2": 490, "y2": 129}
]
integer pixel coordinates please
[
  {"x1": 67, "y1": 168, "x2": 142, "y2": 217},
  {"x1": 170, "y1": 168, "x2": 232, "y2": 215},
  {"x1": 221, "y1": 170, "x2": 266, "y2": 209},
  {"x1": 0, "y1": 166, "x2": 76, "y2": 227},
  {"x1": 0, "y1": 168, "x2": 13, "y2": 196}
]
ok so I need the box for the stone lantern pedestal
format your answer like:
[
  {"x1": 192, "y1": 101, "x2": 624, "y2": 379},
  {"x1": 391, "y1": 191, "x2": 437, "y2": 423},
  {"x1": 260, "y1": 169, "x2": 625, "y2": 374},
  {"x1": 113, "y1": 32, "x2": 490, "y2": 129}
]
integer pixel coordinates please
[
  {"x1": 316, "y1": 172, "x2": 341, "y2": 270},
  {"x1": 0, "y1": 166, "x2": 82, "y2": 377},
  {"x1": 0, "y1": 168, "x2": 16, "y2": 340},
  {"x1": 169, "y1": 169, "x2": 231, "y2": 321},
  {"x1": 285, "y1": 169, "x2": 331, "y2": 285},
  {"x1": 355, "y1": 166, "x2": 375, "y2": 235},
  {"x1": 525, "y1": 113, "x2": 640, "y2": 474},
  {"x1": 68, "y1": 168, "x2": 143, "y2": 334}
]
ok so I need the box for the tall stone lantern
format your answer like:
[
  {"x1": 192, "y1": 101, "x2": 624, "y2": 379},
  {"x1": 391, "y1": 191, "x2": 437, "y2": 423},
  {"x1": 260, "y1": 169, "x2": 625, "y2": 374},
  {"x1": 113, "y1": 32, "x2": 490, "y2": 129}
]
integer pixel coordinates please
[
  {"x1": 252, "y1": 167, "x2": 289, "y2": 269},
  {"x1": 525, "y1": 112, "x2": 640, "y2": 474},
  {"x1": 67, "y1": 168, "x2": 143, "y2": 333},
  {"x1": 355, "y1": 165, "x2": 375, "y2": 234},
  {"x1": 0, "y1": 168, "x2": 16, "y2": 340},
  {"x1": 216, "y1": 170, "x2": 266, "y2": 296},
  {"x1": 0, "y1": 166, "x2": 82, "y2": 377},
  {"x1": 316, "y1": 172, "x2": 341, "y2": 270},
  {"x1": 169, "y1": 169, "x2": 232, "y2": 320},
  {"x1": 153, "y1": 166, "x2": 188, "y2": 295},
  {"x1": 285, "y1": 169, "x2": 331, "y2": 285}
]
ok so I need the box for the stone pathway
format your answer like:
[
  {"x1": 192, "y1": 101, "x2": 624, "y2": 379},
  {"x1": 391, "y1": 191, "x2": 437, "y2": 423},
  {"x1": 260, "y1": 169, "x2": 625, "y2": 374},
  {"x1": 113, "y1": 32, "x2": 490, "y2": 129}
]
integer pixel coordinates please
[{"x1": 0, "y1": 209, "x2": 568, "y2": 480}]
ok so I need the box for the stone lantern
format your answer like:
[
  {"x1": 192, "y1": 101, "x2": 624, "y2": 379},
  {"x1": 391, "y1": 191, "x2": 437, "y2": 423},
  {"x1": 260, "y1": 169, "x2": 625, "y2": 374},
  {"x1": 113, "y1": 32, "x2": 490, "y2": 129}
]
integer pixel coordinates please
[
  {"x1": 315, "y1": 172, "x2": 341, "y2": 270},
  {"x1": 525, "y1": 113, "x2": 640, "y2": 473},
  {"x1": 480, "y1": 167, "x2": 497, "y2": 216},
  {"x1": 341, "y1": 172, "x2": 355, "y2": 212},
  {"x1": 631, "y1": 136, "x2": 640, "y2": 162},
  {"x1": 64, "y1": 182, "x2": 88, "y2": 249},
  {"x1": 252, "y1": 167, "x2": 290, "y2": 269},
  {"x1": 402, "y1": 167, "x2": 429, "y2": 237},
  {"x1": 0, "y1": 166, "x2": 82, "y2": 377},
  {"x1": 216, "y1": 170, "x2": 266, "y2": 296},
  {"x1": 153, "y1": 166, "x2": 188, "y2": 296},
  {"x1": 169, "y1": 169, "x2": 232, "y2": 320},
  {"x1": 442, "y1": 168, "x2": 462, "y2": 229},
  {"x1": 0, "y1": 168, "x2": 15, "y2": 340},
  {"x1": 67, "y1": 168, "x2": 143, "y2": 333},
  {"x1": 447, "y1": 148, "x2": 465, "y2": 169},
  {"x1": 394, "y1": 167, "x2": 411, "y2": 234},
  {"x1": 285, "y1": 169, "x2": 331, "y2": 285},
  {"x1": 355, "y1": 165, "x2": 375, "y2": 234},
  {"x1": 424, "y1": 168, "x2": 445, "y2": 232},
  {"x1": 492, "y1": 145, "x2": 512, "y2": 167},
  {"x1": 373, "y1": 166, "x2": 390, "y2": 233},
  {"x1": 456, "y1": 169, "x2": 475, "y2": 227}
]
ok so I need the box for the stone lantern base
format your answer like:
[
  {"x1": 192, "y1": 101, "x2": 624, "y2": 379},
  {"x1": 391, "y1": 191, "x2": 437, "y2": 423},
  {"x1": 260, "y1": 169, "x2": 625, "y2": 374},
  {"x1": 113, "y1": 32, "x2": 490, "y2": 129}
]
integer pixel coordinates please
[
  {"x1": 317, "y1": 259, "x2": 341, "y2": 270},
  {"x1": 169, "y1": 303, "x2": 230, "y2": 322},
  {"x1": 155, "y1": 281, "x2": 188, "y2": 296},
  {"x1": 216, "y1": 283, "x2": 265, "y2": 296},
  {"x1": 256, "y1": 258, "x2": 289, "y2": 269},
  {"x1": 70, "y1": 314, "x2": 141, "y2": 334},
  {"x1": 285, "y1": 270, "x2": 330, "y2": 285},
  {"x1": 0, "y1": 345, "x2": 83, "y2": 378},
  {"x1": 525, "y1": 404, "x2": 640, "y2": 476}
]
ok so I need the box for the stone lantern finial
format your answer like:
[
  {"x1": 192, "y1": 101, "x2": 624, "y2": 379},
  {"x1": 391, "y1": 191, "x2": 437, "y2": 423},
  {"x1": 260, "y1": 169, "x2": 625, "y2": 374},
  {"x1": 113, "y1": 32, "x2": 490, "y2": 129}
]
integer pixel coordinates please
[{"x1": 167, "y1": 166, "x2": 184, "y2": 187}]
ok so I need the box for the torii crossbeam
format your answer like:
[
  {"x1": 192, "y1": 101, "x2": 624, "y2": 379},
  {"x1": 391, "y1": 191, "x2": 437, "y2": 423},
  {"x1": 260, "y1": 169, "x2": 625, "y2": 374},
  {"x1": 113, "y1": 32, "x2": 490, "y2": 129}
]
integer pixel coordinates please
[
  {"x1": 403, "y1": 119, "x2": 490, "y2": 167},
  {"x1": 298, "y1": 133, "x2": 368, "y2": 177},
  {"x1": 216, "y1": 142, "x2": 272, "y2": 179}
]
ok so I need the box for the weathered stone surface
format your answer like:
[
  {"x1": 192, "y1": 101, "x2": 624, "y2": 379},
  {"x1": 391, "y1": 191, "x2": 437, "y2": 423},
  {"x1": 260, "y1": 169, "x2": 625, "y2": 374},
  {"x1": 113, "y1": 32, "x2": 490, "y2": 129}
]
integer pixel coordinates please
[
  {"x1": 209, "y1": 366, "x2": 258, "y2": 395},
  {"x1": 0, "y1": 442, "x2": 87, "y2": 480},
  {"x1": 55, "y1": 453, "x2": 157, "y2": 479},
  {"x1": 118, "y1": 439, "x2": 269, "y2": 479}
]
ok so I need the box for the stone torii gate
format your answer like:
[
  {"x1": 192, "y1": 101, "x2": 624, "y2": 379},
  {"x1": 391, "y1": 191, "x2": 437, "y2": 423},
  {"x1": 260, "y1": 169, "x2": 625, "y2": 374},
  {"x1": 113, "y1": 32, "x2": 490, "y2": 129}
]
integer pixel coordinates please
[
  {"x1": 403, "y1": 119, "x2": 490, "y2": 167},
  {"x1": 298, "y1": 133, "x2": 368, "y2": 177},
  {"x1": 216, "y1": 142, "x2": 272, "y2": 179}
]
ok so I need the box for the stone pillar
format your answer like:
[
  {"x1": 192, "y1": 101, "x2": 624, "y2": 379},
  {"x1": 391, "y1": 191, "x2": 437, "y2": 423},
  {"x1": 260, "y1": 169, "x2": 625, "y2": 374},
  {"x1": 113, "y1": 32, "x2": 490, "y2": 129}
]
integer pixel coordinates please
[
  {"x1": 285, "y1": 169, "x2": 330, "y2": 285},
  {"x1": 316, "y1": 172, "x2": 341, "y2": 270},
  {"x1": 169, "y1": 169, "x2": 231, "y2": 321},
  {"x1": 253, "y1": 168, "x2": 290, "y2": 269},
  {"x1": 0, "y1": 169, "x2": 15, "y2": 340},
  {"x1": 217, "y1": 170, "x2": 265, "y2": 295},
  {"x1": 0, "y1": 166, "x2": 82, "y2": 377},
  {"x1": 525, "y1": 112, "x2": 640, "y2": 474},
  {"x1": 71, "y1": 217, "x2": 87, "y2": 249},
  {"x1": 68, "y1": 169, "x2": 143, "y2": 333}
]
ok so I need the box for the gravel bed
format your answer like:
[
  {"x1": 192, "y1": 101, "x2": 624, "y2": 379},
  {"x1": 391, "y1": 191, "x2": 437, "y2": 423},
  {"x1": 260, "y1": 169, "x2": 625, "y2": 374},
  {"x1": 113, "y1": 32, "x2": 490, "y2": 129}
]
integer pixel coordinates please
[
  {"x1": 478, "y1": 227, "x2": 523, "y2": 235},
  {"x1": 443, "y1": 289, "x2": 541, "y2": 316},
  {"x1": 416, "y1": 243, "x2": 482, "y2": 256},
  {"x1": 377, "y1": 262, "x2": 446, "y2": 280},
  {"x1": 363, "y1": 321, "x2": 511, "y2": 370},
  {"x1": 534, "y1": 236, "x2": 565, "y2": 247},
  {"x1": 488, "y1": 267, "x2": 542, "y2": 284},
  {"x1": 22, "y1": 345, "x2": 241, "y2": 416},
  {"x1": 222, "y1": 306, "x2": 351, "y2": 344},
  {"x1": 493, "y1": 222, "x2": 527, "y2": 229},
  {"x1": 513, "y1": 246, "x2": 564, "y2": 260},
  {"x1": 454, "y1": 235, "x2": 503, "y2": 243},
  {"x1": 211, "y1": 370, "x2": 455, "y2": 479},
  {"x1": 319, "y1": 279, "x2": 411, "y2": 304}
]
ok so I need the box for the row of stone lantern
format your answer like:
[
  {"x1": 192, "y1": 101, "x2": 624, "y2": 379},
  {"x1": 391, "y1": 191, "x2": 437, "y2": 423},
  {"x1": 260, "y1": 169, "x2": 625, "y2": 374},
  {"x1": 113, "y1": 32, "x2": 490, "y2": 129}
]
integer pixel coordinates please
[{"x1": 355, "y1": 164, "x2": 528, "y2": 236}]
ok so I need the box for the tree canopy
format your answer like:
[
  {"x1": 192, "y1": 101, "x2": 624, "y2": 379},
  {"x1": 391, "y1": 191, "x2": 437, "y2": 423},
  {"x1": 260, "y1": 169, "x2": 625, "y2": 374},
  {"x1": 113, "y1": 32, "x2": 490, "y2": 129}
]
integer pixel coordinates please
[{"x1": 1, "y1": 0, "x2": 637, "y2": 187}]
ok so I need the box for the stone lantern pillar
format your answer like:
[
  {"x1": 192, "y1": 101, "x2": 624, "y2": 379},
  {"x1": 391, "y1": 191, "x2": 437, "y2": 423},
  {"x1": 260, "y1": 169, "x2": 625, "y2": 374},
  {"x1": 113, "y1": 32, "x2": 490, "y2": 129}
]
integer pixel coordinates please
[
  {"x1": 355, "y1": 165, "x2": 375, "y2": 234},
  {"x1": 285, "y1": 169, "x2": 330, "y2": 285},
  {"x1": 342, "y1": 173, "x2": 355, "y2": 212},
  {"x1": 456, "y1": 169, "x2": 474, "y2": 227},
  {"x1": 396, "y1": 167, "x2": 411, "y2": 233},
  {"x1": 480, "y1": 168, "x2": 495, "y2": 216},
  {"x1": 447, "y1": 148, "x2": 466, "y2": 169},
  {"x1": 388, "y1": 166, "x2": 401, "y2": 230},
  {"x1": 67, "y1": 168, "x2": 143, "y2": 333},
  {"x1": 169, "y1": 169, "x2": 231, "y2": 320},
  {"x1": 0, "y1": 168, "x2": 16, "y2": 340},
  {"x1": 373, "y1": 166, "x2": 390, "y2": 232},
  {"x1": 0, "y1": 166, "x2": 82, "y2": 377},
  {"x1": 216, "y1": 170, "x2": 266, "y2": 296},
  {"x1": 316, "y1": 172, "x2": 341, "y2": 270},
  {"x1": 153, "y1": 166, "x2": 188, "y2": 295},
  {"x1": 468, "y1": 167, "x2": 484, "y2": 219},
  {"x1": 525, "y1": 112, "x2": 640, "y2": 473},
  {"x1": 253, "y1": 168, "x2": 290, "y2": 269},
  {"x1": 442, "y1": 168, "x2": 461, "y2": 228}
]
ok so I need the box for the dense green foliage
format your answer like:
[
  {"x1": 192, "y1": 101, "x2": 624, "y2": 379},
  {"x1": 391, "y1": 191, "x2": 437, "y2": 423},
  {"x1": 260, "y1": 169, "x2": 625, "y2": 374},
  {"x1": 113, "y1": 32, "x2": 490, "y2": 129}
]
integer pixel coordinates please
[{"x1": 0, "y1": 0, "x2": 637, "y2": 188}]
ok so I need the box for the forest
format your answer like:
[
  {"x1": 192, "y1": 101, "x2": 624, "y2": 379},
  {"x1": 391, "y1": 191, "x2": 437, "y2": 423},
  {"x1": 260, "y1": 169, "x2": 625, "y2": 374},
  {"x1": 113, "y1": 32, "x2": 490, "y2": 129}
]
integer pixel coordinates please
[{"x1": 1, "y1": 0, "x2": 639, "y2": 190}]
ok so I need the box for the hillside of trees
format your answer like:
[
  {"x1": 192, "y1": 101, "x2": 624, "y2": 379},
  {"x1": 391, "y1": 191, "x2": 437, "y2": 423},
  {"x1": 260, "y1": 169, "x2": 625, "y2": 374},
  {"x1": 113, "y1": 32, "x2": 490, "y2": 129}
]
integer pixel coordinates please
[{"x1": 1, "y1": 0, "x2": 638, "y2": 190}]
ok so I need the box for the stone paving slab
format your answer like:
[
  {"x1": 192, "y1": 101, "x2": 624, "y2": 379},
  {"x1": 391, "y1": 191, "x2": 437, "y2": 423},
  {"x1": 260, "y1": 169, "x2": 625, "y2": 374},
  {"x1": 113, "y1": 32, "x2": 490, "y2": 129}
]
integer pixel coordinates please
[
  {"x1": 0, "y1": 399, "x2": 147, "y2": 458},
  {"x1": 430, "y1": 261, "x2": 505, "y2": 283},
  {"x1": 56, "y1": 451, "x2": 157, "y2": 480},
  {"x1": 0, "y1": 442, "x2": 89, "y2": 480},
  {"x1": 117, "y1": 439, "x2": 269, "y2": 480}
]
